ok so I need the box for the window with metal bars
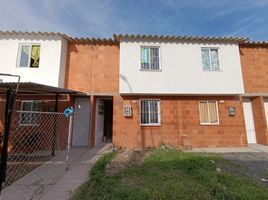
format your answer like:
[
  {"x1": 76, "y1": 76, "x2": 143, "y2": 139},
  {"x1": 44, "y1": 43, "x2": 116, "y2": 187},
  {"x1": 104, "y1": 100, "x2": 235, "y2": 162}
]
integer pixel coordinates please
[
  {"x1": 140, "y1": 99, "x2": 160, "y2": 125},
  {"x1": 140, "y1": 46, "x2": 160, "y2": 70}
]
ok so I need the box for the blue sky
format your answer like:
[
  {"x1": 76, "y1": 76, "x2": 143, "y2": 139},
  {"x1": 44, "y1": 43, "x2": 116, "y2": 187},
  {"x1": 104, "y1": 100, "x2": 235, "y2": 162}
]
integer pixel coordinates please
[{"x1": 0, "y1": 0, "x2": 267, "y2": 40}]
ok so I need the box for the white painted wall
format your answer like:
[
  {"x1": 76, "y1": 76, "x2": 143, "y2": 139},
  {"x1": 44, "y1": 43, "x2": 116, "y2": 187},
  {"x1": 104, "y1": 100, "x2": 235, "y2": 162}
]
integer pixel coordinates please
[
  {"x1": 0, "y1": 33, "x2": 67, "y2": 87},
  {"x1": 120, "y1": 38, "x2": 245, "y2": 94}
]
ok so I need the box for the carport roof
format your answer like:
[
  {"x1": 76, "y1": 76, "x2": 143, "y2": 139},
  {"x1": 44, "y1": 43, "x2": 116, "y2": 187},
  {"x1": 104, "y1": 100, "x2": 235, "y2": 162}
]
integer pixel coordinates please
[{"x1": 0, "y1": 82, "x2": 86, "y2": 95}]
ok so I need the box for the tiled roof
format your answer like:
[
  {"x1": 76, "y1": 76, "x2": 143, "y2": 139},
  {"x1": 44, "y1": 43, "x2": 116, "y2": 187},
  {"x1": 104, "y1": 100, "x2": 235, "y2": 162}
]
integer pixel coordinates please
[
  {"x1": 113, "y1": 34, "x2": 249, "y2": 43},
  {"x1": 240, "y1": 41, "x2": 268, "y2": 45},
  {"x1": 0, "y1": 30, "x2": 114, "y2": 43}
]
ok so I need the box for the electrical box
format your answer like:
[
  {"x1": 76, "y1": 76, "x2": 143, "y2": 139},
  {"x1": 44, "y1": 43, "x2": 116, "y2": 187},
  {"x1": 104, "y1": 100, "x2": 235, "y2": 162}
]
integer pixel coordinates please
[
  {"x1": 123, "y1": 105, "x2": 132, "y2": 117},
  {"x1": 228, "y1": 107, "x2": 236, "y2": 116}
]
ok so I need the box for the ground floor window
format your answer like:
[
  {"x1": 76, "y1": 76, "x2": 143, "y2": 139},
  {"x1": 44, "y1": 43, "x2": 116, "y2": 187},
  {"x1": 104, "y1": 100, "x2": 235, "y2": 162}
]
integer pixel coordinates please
[
  {"x1": 140, "y1": 99, "x2": 160, "y2": 125},
  {"x1": 199, "y1": 100, "x2": 219, "y2": 125},
  {"x1": 20, "y1": 101, "x2": 42, "y2": 125}
]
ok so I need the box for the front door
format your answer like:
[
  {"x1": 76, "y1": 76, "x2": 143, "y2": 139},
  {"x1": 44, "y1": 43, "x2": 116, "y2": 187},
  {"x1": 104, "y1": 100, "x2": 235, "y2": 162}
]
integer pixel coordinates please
[
  {"x1": 95, "y1": 99, "x2": 104, "y2": 145},
  {"x1": 72, "y1": 98, "x2": 90, "y2": 147},
  {"x1": 243, "y1": 98, "x2": 257, "y2": 144}
]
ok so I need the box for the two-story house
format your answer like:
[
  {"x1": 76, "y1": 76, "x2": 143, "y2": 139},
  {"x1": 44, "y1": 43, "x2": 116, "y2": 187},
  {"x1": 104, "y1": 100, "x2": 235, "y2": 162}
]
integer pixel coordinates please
[{"x1": 112, "y1": 34, "x2": 248, "y2": 149}]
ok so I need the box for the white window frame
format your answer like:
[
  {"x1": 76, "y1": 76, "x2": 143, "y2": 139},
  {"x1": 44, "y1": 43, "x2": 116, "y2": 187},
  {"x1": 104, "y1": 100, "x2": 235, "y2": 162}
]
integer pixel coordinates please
[
  {"x1": 20, "y1": 100, "x2": 42, "y2": 126},
  {"x1": 140, "y1": 99, "x2": 161, "y2": 126},
  {"x1": 140, "y1": 46, "x2": 161, "y2": 71},
  {"x1": 17, "y1": 44, "x2": 41, "y2": 68},
  {"x1": 199, "y1": 100, "x2": 220, "y2": 125},
  {"x1": 201, "y1": 47, "x2": 221, "y2": 71}
]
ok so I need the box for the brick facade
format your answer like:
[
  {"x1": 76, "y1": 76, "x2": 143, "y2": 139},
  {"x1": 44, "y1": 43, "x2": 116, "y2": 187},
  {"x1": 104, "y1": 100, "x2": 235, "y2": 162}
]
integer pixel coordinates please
[
  {"x1": 240, "y1": 44, "x2": 268, "y2": 93},
  {"x1": 65, "y1": 41, "x2": 119, "y2": 146},
  {"x1": 113, "y1": 96, "x2": 247, "y2": 149},
  {"x1": 240, "y1": 44, "x2": 268, "y2": 145},
  {"x1": 65, "y1": 41, "x2": 119, "y2": 94}
]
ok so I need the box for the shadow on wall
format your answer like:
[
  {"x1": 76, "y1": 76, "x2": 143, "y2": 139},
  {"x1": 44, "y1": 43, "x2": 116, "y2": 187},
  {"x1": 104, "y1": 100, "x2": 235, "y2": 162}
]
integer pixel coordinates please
[{"x1": 120, "y1": 74, "x2": 132, "y2": 93}]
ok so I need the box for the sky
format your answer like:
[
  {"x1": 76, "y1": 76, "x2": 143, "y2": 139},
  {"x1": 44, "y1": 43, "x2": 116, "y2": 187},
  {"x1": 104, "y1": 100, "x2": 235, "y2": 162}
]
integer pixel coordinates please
[{"x1": 0, "y1": 0, "x2": 267, "y2": 41}]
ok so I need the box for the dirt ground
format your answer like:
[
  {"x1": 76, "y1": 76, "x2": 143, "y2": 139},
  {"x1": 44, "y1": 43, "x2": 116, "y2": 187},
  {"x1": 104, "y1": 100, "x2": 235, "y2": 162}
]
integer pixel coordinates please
[
  {"x1": 106, "y1": 149, "x2": 150, "y2": 175},
  {"x1": 221, "y1": 152, "x2": 268, "y2": 187}
]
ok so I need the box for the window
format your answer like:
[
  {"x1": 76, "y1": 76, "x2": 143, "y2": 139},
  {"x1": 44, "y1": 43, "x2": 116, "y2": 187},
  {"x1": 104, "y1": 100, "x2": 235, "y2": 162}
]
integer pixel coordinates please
[
  {"x1": 141, "y1": 46, "x2": 160, "y2": 70},
  {"x1": 201, "y1": 48, "x2": 220, "y2": 71},
  {"x1": 17, "y1": 44, "x2": 41, "y2": 68},
  {"x1": 20, "y1": 101, "x2": 42, "y2": 125},
  {"x1": 199, "y1": 101, "x2": 219, "y2": 125},
  {"x1": 140, "y1": 99, "x2": 160, "y2": 125}
]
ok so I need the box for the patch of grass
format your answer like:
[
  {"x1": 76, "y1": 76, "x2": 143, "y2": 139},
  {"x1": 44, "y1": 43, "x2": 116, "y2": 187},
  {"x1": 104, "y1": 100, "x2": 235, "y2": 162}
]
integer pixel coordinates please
[{"x1": 71, "y1": 149, "x2": 268, "y2": 200}]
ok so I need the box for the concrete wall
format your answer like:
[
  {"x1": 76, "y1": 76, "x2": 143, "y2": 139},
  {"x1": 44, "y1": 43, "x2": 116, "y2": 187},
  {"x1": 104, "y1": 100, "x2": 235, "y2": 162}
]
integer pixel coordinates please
[
  {"x1": 0, "y1": 33, "x2": 67, "y2": 87},
  {"x1": 120, "y1": 38, "x2": 244, "y2": 95}
]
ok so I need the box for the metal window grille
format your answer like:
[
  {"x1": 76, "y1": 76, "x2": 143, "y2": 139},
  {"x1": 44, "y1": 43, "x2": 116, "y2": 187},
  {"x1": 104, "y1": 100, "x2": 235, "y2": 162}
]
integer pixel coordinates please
[
  {"x1": 140, "y1": 99, "x2": 160, "y2": 125},
  {"x1": 141, "y1": 46, "x2": 160, "y2": 70}
]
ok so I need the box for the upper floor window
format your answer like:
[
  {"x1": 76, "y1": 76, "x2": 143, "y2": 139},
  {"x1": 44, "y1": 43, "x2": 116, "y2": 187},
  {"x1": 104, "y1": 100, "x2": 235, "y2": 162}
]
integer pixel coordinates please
[
  {"x1": 140, "y1": 99, "x2": 161, "y2": 125},
  {"x1": 141, "y1": 46, "x2": 160, "y2": 70},
  {"x1": 20, "y1": 101, "x2": 42, "y2": 125},
  {"x1": 201, "y1": 48, "x2": 220, "y2": 71},
  {"x1": 17, "y1": 44, "x2": 41, "y2": 68}
]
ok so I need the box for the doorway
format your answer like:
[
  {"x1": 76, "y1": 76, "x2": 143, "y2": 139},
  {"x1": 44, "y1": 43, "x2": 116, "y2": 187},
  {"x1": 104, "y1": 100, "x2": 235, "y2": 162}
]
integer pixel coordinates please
[
  {"x1": 94, "y1": 98, "x2": 113, "y2": 146},
  {"x1": 243, "y1": 98, "x2": 257, "y2": 144}
]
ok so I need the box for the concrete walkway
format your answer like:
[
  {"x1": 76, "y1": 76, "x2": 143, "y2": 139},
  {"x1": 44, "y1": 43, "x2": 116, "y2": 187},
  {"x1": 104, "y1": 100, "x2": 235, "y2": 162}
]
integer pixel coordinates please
[
  {"x1": 1, "y1": 143, "x2": 112, "y2": 200},
  {"x1": 187, "y1": 144, "x2": 268, "y2": 153}
]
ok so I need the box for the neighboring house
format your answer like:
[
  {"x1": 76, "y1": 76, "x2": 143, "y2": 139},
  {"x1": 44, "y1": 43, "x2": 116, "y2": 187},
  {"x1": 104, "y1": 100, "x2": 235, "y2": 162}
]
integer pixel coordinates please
[
  {"x1": 0, "y1": 31, "x2": 81, "y2": 149},
  {"x1": 0, "y1": 31, "x2": 68, "y2": 87},
  {"x1": 239, "y1": 41, "x2": 268, "y2": 146}
]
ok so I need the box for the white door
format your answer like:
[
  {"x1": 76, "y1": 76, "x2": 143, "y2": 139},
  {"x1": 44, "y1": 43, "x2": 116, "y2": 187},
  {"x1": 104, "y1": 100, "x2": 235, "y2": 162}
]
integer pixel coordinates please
[
  {"x1": 72, "y1": 98, "x2": 90, "y2": 147},
  {"x1": 243, "y1": 98, "x2": 257, "y2": 144},
  {"x1": 95, "y1": 99, "x2": 104, "y2": 145},
  {"x1": 264, "y1": 98, "x2": 268, "y2": 127}
]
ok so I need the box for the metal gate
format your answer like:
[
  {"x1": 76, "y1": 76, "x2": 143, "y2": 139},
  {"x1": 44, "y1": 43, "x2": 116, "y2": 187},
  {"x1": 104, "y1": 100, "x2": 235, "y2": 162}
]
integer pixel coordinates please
[{"x1": 0, "y1": 110, "x2": 73, "y2": 200}]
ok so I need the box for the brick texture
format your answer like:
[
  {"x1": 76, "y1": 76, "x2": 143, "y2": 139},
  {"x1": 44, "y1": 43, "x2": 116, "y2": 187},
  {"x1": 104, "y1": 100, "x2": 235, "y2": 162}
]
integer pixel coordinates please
[
  {"x1": 65, "y1": 42, "x2": 119, "y2": 94},
  {"x1": 240, "y1": 44, "x2": 268, "y2": 145},
  {"x1": 240, "y1": 45, "x2": 268, "y2": 93},
  {"x1": 113, "y1": 96, "x2": 247, "y2": 149}
]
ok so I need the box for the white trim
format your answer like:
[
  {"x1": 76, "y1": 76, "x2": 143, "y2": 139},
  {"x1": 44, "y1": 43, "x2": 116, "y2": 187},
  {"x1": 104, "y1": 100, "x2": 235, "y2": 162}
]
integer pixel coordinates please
[
  {"x1": 140, "y1": 99, "x2": 161, "y2": 125},
  {"x1": 199, "y1": 100, "x2": 219, "y2": 125},
  {"x1": 201, "y1": 47, "x2": 221, "y2": 71},
  {"x1": 17, "y1": 43, "x2": 41, "y2": 68}
]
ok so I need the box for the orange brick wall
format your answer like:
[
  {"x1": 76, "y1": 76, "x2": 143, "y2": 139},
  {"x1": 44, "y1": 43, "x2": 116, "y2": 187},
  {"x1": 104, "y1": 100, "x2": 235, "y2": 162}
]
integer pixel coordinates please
[
  {"x1": 240, "y1": 44, "x2": 268, "y2": 93},
  {"x1": 113, "y1": 95, "x2": 247, "y2": 149},
  {"x1": 65, "y1": 42, "x2": 119, "y2": 94},
  {"x1": 251, "y1": 96, "x2": 268, "y2": 145}
]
